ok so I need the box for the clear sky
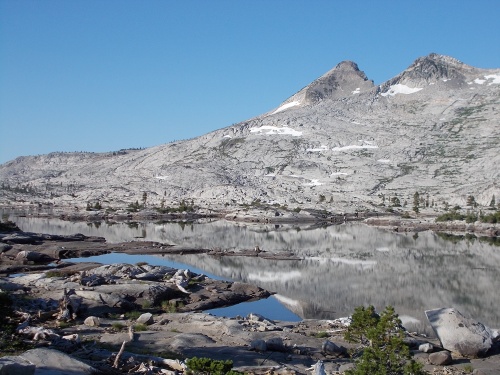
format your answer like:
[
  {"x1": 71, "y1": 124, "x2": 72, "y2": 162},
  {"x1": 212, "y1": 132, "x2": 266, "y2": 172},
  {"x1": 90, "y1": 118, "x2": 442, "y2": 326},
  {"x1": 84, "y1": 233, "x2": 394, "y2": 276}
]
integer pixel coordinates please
[{"x1": 1, "y1": 0, "x2": 499, "y2": 164}]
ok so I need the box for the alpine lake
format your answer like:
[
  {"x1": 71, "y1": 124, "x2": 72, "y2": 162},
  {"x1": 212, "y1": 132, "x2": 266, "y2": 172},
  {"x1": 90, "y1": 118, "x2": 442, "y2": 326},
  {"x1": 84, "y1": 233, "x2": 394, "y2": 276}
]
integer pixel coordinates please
[{"x1": 4, "y1": 210, "x2": 500, "y2": 334}]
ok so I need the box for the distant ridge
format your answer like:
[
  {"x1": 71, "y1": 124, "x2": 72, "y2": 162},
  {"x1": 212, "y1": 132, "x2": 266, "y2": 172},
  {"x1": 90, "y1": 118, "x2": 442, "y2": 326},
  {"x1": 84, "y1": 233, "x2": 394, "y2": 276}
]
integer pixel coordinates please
[{"x1": 1, "y1": 53, "x2": 499, "y2": 213}]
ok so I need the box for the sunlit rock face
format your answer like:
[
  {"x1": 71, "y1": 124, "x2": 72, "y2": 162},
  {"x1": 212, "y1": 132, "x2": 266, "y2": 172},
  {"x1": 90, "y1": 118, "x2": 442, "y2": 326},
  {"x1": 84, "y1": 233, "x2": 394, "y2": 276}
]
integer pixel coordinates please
[{"x1": 1, "y1": 54, "x2": 499, "y2": 211}]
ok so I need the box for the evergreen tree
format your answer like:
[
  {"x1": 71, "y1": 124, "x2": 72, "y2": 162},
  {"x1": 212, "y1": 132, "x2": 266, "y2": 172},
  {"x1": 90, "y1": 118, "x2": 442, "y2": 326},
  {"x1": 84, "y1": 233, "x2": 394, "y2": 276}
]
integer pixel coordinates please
[
  {"x1": 413, "y1": 192, "x2": 420, "y2": 214},
  {"x1": 344, "y1": 305, "x2": 427, "y2": 375},
  {"x1": 466, "y1": 195, "x2": 476, "y2": 207}
]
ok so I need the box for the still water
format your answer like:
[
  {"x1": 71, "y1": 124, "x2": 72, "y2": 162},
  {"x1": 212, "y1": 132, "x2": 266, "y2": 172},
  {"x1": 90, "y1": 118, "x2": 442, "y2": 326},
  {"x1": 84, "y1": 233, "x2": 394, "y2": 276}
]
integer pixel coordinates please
[{"x1": 6, "y1": 213, "x2": 500, "y2": 331}]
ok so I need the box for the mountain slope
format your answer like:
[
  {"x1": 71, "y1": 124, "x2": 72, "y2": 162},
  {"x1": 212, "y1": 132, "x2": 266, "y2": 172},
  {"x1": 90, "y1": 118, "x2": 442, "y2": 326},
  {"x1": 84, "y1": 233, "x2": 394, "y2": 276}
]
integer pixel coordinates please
[{"x1": 1, "y1": 53, "x2": 499, "y2": 212}]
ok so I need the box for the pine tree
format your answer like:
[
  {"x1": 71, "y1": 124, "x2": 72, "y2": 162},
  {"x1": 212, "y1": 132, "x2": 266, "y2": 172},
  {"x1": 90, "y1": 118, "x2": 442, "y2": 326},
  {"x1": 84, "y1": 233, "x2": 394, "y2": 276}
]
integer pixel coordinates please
[
  {"x1": 413, "y1": 192, "x2": 420, "y2": 214},
  {"x1": 344, "y1": 306, "x2": 427, "y2": 375},
  {"x1": 466, "y1": 195, "x2": 476, "y2": 207}
]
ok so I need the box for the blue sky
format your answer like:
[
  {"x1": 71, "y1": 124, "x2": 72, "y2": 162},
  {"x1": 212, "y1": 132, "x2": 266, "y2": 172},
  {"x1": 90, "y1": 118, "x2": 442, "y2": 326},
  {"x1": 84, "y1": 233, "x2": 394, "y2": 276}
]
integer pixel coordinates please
[{"x1": 1, "y1": 0, "x2": 499, "y2": 164}]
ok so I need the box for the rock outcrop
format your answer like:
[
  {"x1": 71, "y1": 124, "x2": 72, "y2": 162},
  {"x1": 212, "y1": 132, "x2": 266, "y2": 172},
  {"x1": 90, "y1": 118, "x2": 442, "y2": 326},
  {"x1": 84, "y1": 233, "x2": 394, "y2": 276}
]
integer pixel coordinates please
[{"x1": 425, "y1": 307, "x2": 498, "y2": 357}]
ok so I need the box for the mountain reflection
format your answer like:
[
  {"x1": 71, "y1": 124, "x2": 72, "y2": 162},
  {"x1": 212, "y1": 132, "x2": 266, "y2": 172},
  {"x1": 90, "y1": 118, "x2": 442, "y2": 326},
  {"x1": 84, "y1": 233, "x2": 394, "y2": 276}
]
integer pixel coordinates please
[{"x1": 9, "y1": 215, "x2": 500, "y2": 330}]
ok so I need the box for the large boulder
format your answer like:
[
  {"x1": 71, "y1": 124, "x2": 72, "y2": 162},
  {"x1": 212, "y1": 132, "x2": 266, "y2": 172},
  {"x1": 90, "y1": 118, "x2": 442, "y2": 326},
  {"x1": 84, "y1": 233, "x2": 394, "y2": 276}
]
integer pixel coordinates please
[
  {"x1": 429, "y1": 351, "x2": 452, "y2": 365},
  {"x1": 136, "y1": 313, "x2": 154, "y2": 325},
  {"x1": 84, "y1": 316, "x2": 101, "y2": 327},
  {"x1": 19, "y1": 347, "x2": 96, "y2": 375},
  {"x1": 322, "y1": 340, "x2": 348, "y2": 357},
  {"x1": 425, "y1": 308, "x2": 497, "y2": 357},
  {"x1": 0, "y1": 355, "x2": 35, "y2": 375}
]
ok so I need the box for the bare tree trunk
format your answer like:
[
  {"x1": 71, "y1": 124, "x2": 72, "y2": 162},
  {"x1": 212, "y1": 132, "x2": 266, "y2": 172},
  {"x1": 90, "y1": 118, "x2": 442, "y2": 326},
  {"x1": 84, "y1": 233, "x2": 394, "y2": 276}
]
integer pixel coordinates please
[{"x1": 113, "y1": 341, "x2": 127, "y2": 368}]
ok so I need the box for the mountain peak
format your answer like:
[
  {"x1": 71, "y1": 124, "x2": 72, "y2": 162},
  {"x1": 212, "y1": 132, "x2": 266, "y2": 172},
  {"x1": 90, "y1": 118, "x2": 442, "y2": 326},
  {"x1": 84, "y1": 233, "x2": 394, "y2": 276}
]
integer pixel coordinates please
[
  {"x1": 333, "y1": 60, "x2": 361, "y2": 72},
  {"x1": 382, "y1": 53, "x2": 479, "y2": 89},
  {"x1": 271, "y1": 60, "x2": 374, "y2": 114}
]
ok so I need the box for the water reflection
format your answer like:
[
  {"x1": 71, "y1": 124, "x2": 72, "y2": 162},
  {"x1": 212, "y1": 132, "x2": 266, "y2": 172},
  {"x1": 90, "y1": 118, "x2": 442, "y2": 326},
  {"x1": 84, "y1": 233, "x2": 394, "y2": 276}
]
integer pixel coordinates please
[{"x1": 5, "y1": 212, "x2": 500, "y2": 331}]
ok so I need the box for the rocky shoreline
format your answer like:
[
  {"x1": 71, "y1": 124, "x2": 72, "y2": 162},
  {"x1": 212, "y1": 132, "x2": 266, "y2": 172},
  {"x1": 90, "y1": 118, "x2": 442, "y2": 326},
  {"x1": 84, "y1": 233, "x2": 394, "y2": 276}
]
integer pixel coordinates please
[
  {"x1": 2, "y1": 203, "x2": 499, "y2": 239},
  {"x1": 1, "y1": 225, "x2": 500, "y2": 374}
]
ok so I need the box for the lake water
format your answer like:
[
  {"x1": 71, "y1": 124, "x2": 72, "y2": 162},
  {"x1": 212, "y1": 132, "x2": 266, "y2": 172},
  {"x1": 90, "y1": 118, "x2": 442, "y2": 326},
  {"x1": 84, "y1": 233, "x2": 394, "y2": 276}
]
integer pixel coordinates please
[{"x1": 4, "y1": 211, "x2": 500, "y2": 332}]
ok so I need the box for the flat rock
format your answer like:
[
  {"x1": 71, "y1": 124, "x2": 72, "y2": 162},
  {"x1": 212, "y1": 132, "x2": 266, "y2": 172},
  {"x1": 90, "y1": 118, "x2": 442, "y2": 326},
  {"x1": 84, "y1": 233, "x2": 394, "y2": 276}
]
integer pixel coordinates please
[
  {"x1": 19, "y1": 347, "x2": 96, "y2": 375},
  {"x1": 425, "y1": 308, "x2": 496, "y2": 357},
  {"x1": 0, "y1": 355, "x2": 35, "y2": 375}
]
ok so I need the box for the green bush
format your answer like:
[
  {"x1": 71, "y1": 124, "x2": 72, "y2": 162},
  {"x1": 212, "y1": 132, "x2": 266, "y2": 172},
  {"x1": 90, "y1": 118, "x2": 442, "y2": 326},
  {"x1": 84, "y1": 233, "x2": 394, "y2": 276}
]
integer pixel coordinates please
[
  {"x1": 0, "y1": 292, "x2": 34, "y2": 354},
  {"x1": 344, "y1": 305, "x2": 427, "y2": 375},
  {"x1": 133, "y1": 323, "x2": 148, "y2": 332},
  {"x1": 124, "y1": 311, "x2": 142, "y2": 320},
  {"x1": 111, "y1": 322, "x2": 126, "y2": 331},
  {"x1": 315, "y1": 331, "x2": 329, "y2": 338},
  {"x1": 185, "y1": 356, "x2": 241, "y2": 375},
  {"x1": 480, "y1": 211, "x2": 500, "y2": 223},
  {"x1": 435, "y1": 210, "x2": 465, "y2": 222}
]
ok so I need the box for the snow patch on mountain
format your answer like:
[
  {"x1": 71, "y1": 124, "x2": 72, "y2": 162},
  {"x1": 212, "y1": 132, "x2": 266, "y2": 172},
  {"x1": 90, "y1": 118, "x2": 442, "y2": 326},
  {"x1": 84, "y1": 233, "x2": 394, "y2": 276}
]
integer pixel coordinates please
[
  {"x1": 470, "y1": 74, "x2": 500, "y2": 85},
  {"x1": 272, "y1": 100, "x2": 301, "y2": 114},
  {"x1": 250, "y1": 126, "x2": 302, "y2": 136},
  {"x1": 331, "y1": 144, "x2": 378, "y2": 152},
  {"x1": 380, "y1": 84, "x2": 423, "y2": 97},
  {"x1": 306, "y1": 145, "x2": 328, "y2": 152},
  {"x1": 304, "y1": 179, "x2": 323, "y2": 186},
  {"x1": 485, "y1": 74, "x2": 500, "y2": 84}
]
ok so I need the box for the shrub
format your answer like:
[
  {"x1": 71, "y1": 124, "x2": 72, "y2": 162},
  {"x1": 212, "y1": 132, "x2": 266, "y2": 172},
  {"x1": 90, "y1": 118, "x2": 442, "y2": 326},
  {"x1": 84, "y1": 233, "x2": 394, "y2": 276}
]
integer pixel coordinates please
[
  {"x1": 401, "y1": 211, "x2": 411, "y2": 219},
  {"x1": 480, "y1": 211, "x2": 500, "y2": 223},
  {"x1": 45, "y1": 270, "x2": 64, "y2": 278},
  {"x1": 133, "y1": 323, "x2": 148, "y2": 332},
  {"x1": 344, "y1": 305, "x2": 427, "y2": 375},
  {"x1": 161, "y1": 300, "x2": 183, "y2": 313},
  {"x1": 124, "y1": 311, "x2": 142, "y2": 320},
  {"x1": 0, "y1": 292, "x2": 34, "y2": 354},
  {"x1": 111, "y1": 322, "x2": 126, "y2": 331},
  {"x1": 185, "y1": 357, "x2": 241, "y2": 375},
  {"x1": 315, "y1": 331, "x2": 329, "y2": 338},
  {"x1": 435, "y1": 210, "x2": 465, "y2": 222}
]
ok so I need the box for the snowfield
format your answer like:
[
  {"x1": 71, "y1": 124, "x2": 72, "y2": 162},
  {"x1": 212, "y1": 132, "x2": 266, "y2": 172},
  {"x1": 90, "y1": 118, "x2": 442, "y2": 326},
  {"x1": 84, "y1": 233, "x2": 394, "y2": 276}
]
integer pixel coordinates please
[
  {"x1": 272, "y1": 100, "x2": 301, "y2": 114},
  {"x1": 380, "y1": 84, "x2": 423, "y2": 97},
  {"x1": 250, "y1": 125, "x2": 302, "y2": 136},
  {"x1": 306, "y1": 145, "x2": 328, "y2": 152},
  {"x1": 331, "y1": 144, "x2": 378, "y2": 152}
]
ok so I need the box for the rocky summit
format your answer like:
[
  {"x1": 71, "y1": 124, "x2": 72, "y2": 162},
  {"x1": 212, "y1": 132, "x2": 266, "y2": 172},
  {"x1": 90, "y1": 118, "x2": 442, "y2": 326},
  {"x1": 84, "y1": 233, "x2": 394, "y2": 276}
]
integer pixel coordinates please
[{"x1": 1, "y1": 53, "x2": 499, "y2": 212}]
